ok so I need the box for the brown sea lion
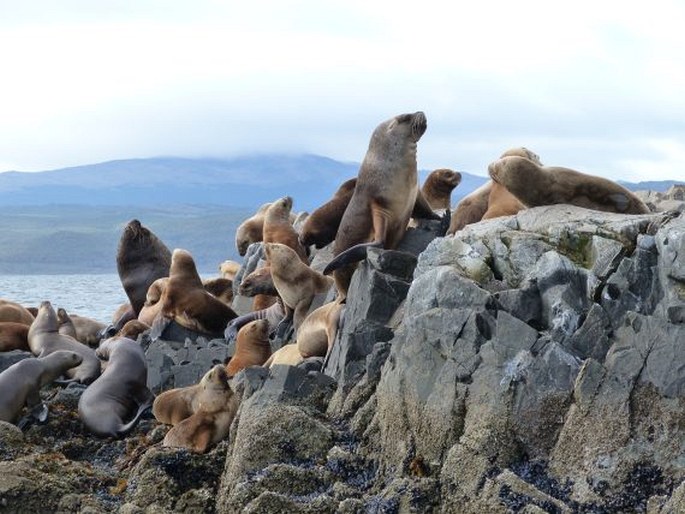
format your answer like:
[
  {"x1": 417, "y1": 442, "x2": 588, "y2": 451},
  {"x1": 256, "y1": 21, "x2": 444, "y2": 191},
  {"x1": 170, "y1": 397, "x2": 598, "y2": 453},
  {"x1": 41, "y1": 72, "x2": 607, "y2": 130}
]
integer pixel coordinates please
[
  {"x1": 0, "y1": 322, "x2": 30, "y2": 352},
  {"x1": 481, "y1": 181, "x2": 526, "y2": 220},
  {"x1": 263, "y1": 196, "x2": 309, "y2": 262},
  {"x1": 421, "y1": 168, "x2": 462, "y2": 211},
  {"x1": 238, "y1": 266, "x2": 279, "y2": 311},
  {"x1": 115, "y1": 219, "x2": 172, "y2": 321},
  {"x1": 202, "y1": 277, "x2": 234, "y2": 306},
  {"x1": 263, "y1": 343, "x2": 304, "y2": 368},
  {"x1": 57, "y1": 308, "x2": 78, "y2": 339},
  {"x1": 137, "y1": 277, "x2": 168, "y2": 326},
  {"x1": 488, "y1": 157, "x2": 650, "y2": 214},
  {"x1": 162, "y1": 365, "x2": 239, "y2": 453},
  {"x1": 235, "y1": 202, "x2": 272, "y2": 256},
  {"x1": 299, "y1": 178, "x2": 357, "y2": 249},
  {"x1": 296, "y1": 301, "x2": 344, "y2": 358},
  {"x1": 219, "y1": 260, "x2": 241, "y2": 280},
  {"x1": 265, "y1": 243, "x2": 333, "y2": 330},
  {"x1": 117, "y1": 320, "x2": 151, "y2": 340},
  {"x1": 0, "y1": 351, "x2": 83, "y2": 424},
  {"x1": 323, "y1": 111, "x2": 439, "y2": 297},
  {"x1": 78, "y1": 337, "x2": 155, "y2": 438},
  {"x1": 27, "y1": 301, "x2": 101, "y2": 384},
  {"x1": 225, "y1": 319, "x2": 271, "y2": 377},
  {"x1": 57, "y1": 308, "x2": 106, "y2": 348},
  {"x1": 150, "y1": 249, "x2": 237, "y2": 339},
  {"x1": 0, "y1": 299, "x2": 35, "y2": 326}
]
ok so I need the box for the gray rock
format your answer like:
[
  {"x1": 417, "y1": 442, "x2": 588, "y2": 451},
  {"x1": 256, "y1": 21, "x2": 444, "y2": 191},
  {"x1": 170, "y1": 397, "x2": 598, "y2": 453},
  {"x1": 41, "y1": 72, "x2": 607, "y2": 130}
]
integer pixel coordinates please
[
  {"x1": 564, "y1": 303, "x2": 613, "y2": 361},
  {"x1": 0, "y1": 350, "x2": 32, "y2": 375}
]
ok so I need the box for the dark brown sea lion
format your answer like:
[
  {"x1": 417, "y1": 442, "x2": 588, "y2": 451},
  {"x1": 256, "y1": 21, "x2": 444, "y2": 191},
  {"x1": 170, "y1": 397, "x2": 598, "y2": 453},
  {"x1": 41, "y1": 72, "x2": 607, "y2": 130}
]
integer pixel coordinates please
[
  {"x1": 0, "y1": 322, "x2": 30, "y2": 352},
  {"x1": 488, "y1": 157, "x2": 650, "y2": 214},
  {"x1": 299, "y1": 178, "x2": 357, "y2": 249},
  {"x1": 323, "y1": 111, "x2": 439, "y2": 297},
  {"x1": 78, "y1": 337, "x2": 154, "y2": 438},
  {"x1": 235, "y1": 202, "x2": 271, "y2": 257},
  {"x1": 202, "y1": 277, "x2": 234, "y2": 306},
  {"x1": 238, "y1": 265, "x2": 279, "y2": 312},
  {"x1": 150, "y1": 249, "x2": 237, "y2": 339},
  {"x1": 225, "y1": 319, "x2": 271, "y2": 377},
  {"x1": 162, "y1": 365, "x2": 239, "y2": 453},
  {"x1": 421, "y1": 168, "x2": 462, "y2": 211},
  {"x1": 0, "y1": 351, "x2": 82, "y2": 424}
]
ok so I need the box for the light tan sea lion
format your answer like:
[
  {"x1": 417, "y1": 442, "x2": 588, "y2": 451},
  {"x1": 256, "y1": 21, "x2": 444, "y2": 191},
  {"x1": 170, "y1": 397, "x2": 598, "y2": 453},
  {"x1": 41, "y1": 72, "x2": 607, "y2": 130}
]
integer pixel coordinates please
[
  {"x1": 162, "y1": 365, "x2": 239, "y2": 453},
  {"x1": 263, "y1": 343, "x2": 304, "y2": 368},
  {"x1": 482, "y1": 181, "x2": 526, "y2": 220},
  {"x1": 0, "y1": 351, "x2": 83, "y2": 424},
  {"x1": 264, "y1": 243, "x2": 333, "y2": 330},
  {"x1": 421, "y1": 168, "x2": 462, "y2": 211},
  {"x1": 263, "y1": 196, "x2": 309, "y2": 262},
  {"x1": 225, "y1": 319, "x2": 271, "y2": 377},
  {"x1": 219, "y1": 260, "x2": 241, "y2": 280},
  {"x1": 150, "y1": 249, "x2": 237, "y2": 339},
  {"x1": 323, "y1": 112, "x2": 438, "y2": 297},
  {"x1": 0, "y1": 299, "x2": 35, "y2": 326},
  {"x1": 488, "y1": 156, "x2": 651, "y2": 214},
  {"x1": 78, "y1": 337, "x2": 154, "y2": 438},
  {"x1": 296, "y1": 301, "x2": 344, "y2": 358},
  {"x1": 27, "y1": 301, "x2": 101, "y2": 384},
  {"x1": 0, "y1": 322, "x2": 30, "y2": 352},
  {"x1": 137, "y1": 277, "x2": 168, "y2": 326},
  {"x1": 299, "y1": 178, "x2": 357, "y2": 249}
]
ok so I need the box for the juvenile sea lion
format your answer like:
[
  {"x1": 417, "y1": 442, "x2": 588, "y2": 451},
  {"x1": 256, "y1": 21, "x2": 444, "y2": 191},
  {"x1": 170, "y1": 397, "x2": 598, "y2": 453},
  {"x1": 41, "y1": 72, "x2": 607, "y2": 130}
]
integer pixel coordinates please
[
  {"x1": 27, "y1": 301, "x2": 101, "y2": 385},
  {"x1": 481, "y1": 181, "x2": 526, "y2": 220},
  {"x1": 162, "y1": 365, "x2": 239, "y2": 453},
  {"x1": 263, "y1": 196, "x2": 309, "y2": 262},
  {"x1": 0, "y1": 351, "x2": 82, "y2": 424},
  {"x1": 117, "y1": 319, "x2": 151, "y2": 340},
  {"x1": 202, "y1": 277, "x2": 234, "y2": 306},
  {"x1": 235, "y1": 202, "x2": 271, "y2": 257},
  {"x1": 421, "y1": 168, "x2": 462, "y2": 211},
  {"x1": 57, "y1": 308, "x2": 78, "y2": 339},
  {"x1": 265, "y1": 243, "x2": 333, "y2": 331},
  {"x1": 78, "y1": 337, "x2": 155, "y2": 438},
  {"x1": 238, "y1": 266, "x2": 279, "y2": 312},
  {"x1": 323, "y1": 111, "x2": 439, "y2": 297},
  {"x1": 0, "y1": 322, "x2": 30, "y2": 352},
  {"x1": 296, "y1": 301, "x2": 344, "y2": 358},
  {"x1": 0, "y1": 299, "x2": 35, "y2": 326},
  {"x1": 137, "y1": 277, "x2": 168, "y2": 326},
  {"x1": 150, "y1": 249, "x2": 237, "y2": 339},
  {"x1": 488, "y1": 157, "x2": 650, "y2": 214},
  {"x1": 69, "y1": 314, "x2": 106, "y2": 348},
  {"x1": 299, "y1": 178, "x2": 357, "y2": 249},
  {"x1": 263, "y1": 344, "x2": 304, "y2": 368},
  {"x1": 225, "y1": 319, "x2": 271, "y2": 377}
]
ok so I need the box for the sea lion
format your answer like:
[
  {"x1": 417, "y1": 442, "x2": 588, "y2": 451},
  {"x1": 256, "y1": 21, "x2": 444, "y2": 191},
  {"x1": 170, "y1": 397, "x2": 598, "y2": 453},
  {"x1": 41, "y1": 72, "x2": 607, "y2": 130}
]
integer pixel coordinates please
[
  {"x1": 488, "y1": 157, "x2": 650, "y2": 214},
  {"x1": 162, "y1": 365, "x2": 239, "y2": 453},
  {"x1": 27, "y1": 301, "x2": 101, "y2": 384},
  {"x1": 115, "y1": 219, "x2": 172, "y2": 321},
  {"x1": 0, "y1": 299, "x2": 35, "y2": 325},
  {"x1": 57, "y1": 308, "x2": 78, "y2": 339},
  {"x1": 299, "y1": 178, "x2": 357, "y2": 249},
  {"x1": 137, "y1": 277, "x2": 168, "y2": 326},
  {"x1": 225, "y1": 319, "x2": 272, "y2": 377},
  {"x1": 117, "y1": 319, "x2": 151, "y2": 340},
  {"x1": 57, "y1": 308, "x2": 106, "y2": 348},
  {"x1": 421, "y1": 168, "x2": 462, "y2": 211},
  {"x1": 78, "y1": 337, "x2": 154, "y2": 438},
  {"x1": 202, "y1": 277, "x2": 234, "y2": 306},
  {"x1": 264, "y1": 243, "x2": 333, "y2": 331},
  {"x1": 219, "y1": 260, "x2": 241, "y2": 280},
  {"x1": 0, "y1": 351, "x2": 83, "y2": 424},
  {"x1": 150, "y1": 249, "x2": 237, "y2": 339},
  {"x1": 481, "y1": 181, "x2": 526, "y2": 220},
  {"x1": 235, "y1": 202, "x2": 272, "y2": 257},
  {"x1": 238, "y1": 266, "x2": 279, "y2": 311},
  {"x1": 263, "y1": 344, "x2": 304, "y2": 368},
  {"x1": 296, "y1": 301, "x2": 344, "y2": 358},
  {"x1": 224, "y1": 300, "x2": 285, "y2": 342},
  {"x1": 263, "y1": 196, "x2": 309, "y2": 262},
  {"x1": 0, "y1": 322, "x2": 30, "y2": 352},
  {"x1": 323, "y1": 111, "x2": 438, "y2": 297}
]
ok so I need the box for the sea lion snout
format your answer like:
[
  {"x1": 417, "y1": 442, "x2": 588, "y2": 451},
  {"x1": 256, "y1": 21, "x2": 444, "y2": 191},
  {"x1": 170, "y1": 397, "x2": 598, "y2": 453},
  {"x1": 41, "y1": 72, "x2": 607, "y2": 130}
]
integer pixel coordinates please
[{"x1": 411, "y1": 111, "x2": 427, "y2": 140}]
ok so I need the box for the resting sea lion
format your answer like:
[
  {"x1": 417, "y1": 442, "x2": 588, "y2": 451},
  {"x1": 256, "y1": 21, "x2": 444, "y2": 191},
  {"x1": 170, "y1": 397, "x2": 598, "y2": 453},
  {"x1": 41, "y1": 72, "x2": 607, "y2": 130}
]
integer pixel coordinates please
[
  {"x1": 296, "y1": 301, "x2": 344, "y2": 358},
  {"x1": 225, "y1": 319, "x2": 271, "y2": 377},
  {"x1": 265, "y1": 243, "x2": 333, "y2": 331},
  {"x1": 263, "y1": 196, "x2": 309, "y2": 262},
  {"x1": 150, "y1": 249, "x2": 237, "y2": 339},
  {"x1": 421, "y1": 168, "x2": 462, "y2": 211},
  {"x1": 488, "y1": 157, "x2": 650, "y2": 214},
  {"x1": 0, "y1": 322, "x2": 30, "y2": 352},
  {"x1": 0, "y1": 351, "x2": 83, "y2": 424},
  {"x1": 263, "y1": 344, "x2": 304, "y2": 368},
  {"x1": 202, "y1": 277, "x2": 234, "y2": 306},
  {"x1": 481, "y1": 181, "x2": 526, "y2": 220},
  {"x1": 323, "y1": 111, "x2": 439, "y2": 297},
  {"x1": 78, "y1": 337, "x2": 154, "y2": 438},
  {"x1": 27, "y1": 301, "x2": 101, "y2": 384},
  {"x1": 117, "y1": 319, "x2": 151, "y2": 340},
  {"x1": 0, "y1": 299, "x2": 35, "y2": 325},
  {"x1": 137, "y1": 277, "x2": 168, "y2": 326},
  {"x1": 299, "y1": 178, "x2": 357, "y2": 249},
  {"x1": 162, "y1": 365, "x2": 239, "y2": 453}
]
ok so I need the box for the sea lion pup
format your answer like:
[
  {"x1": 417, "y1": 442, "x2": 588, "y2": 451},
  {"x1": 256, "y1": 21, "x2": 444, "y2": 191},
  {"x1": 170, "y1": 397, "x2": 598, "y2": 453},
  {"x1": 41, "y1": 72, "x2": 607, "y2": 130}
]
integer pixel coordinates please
[
  {"x1": 57, "y1": 308, "x2": 78, "y2": 339},
  {"x1": 299, "y1": 178, "x2": 357, "y2": 249},
  {"x1": 264, "y1": 242, "x2": 334, "y2": 331},
  {"x1": 0, "y1": 351, "x2": 82, "y2": 424},
  {"x1": 296, "y1": 300, "x2": 344, "y2": 358},
  {"x1": 0, "y1": 299, "x2": 35, "y2": 325},
  {"x1": 219, "y1": 259, "x2": 241, "y2": 280},
  {"x1": 238, "y1": 266, "x2": 279, "y2": 311},
  {"x1": 137, "y1": 277, "x2": 168, "y2": 326},
  {"x1": 235, "y1": 202, "x2": 272, "y2": 256},
  {"x1": 150, "y1": 249, "x2": 238, "y2": 339},
  {"x1": 323, "y1": 111, "x2": 439, "y2": 298},
  {"x1": 488, "y1": 156, "x2": 651, "y2": 215},
  {"x1": 263, "y1": 196, "x2": 309, "y2": 262},
  {"x1": 78, "y1": 337, "x2": 154, "y2": 438},
  {"x1": 117, "y1": 319, "x2": 151, "y2": 340},
  {"x1": 263, "y1": 344, "x2": 304, "y2": 368},
  {"x1": 225, "y1": 319, "x2": 272, "y2": 377},
  {"x1": 421, "y1": 168, "x2": 462, "y2": 211},
  {"x1": 202, "y1": 277, "x2": 234, "y2": 306},
  {"x1": 448, "y1": 147, "x2": 542, "y2": 234},
  {"x1": 110, "y1": 219, "x2": 172, "y2": 335},
  {"x1": 56, "y1": 308, "x2": 106, "y2": 348},
  {"x1": 162, "y1": 365, "x2": 239, "y2": 453},
  {"x1": 0, "y1": 322, "x2": 30, "y2": 352},
  {"x1": 28, "y1": 301, "x2": 101, "y2": 385}
]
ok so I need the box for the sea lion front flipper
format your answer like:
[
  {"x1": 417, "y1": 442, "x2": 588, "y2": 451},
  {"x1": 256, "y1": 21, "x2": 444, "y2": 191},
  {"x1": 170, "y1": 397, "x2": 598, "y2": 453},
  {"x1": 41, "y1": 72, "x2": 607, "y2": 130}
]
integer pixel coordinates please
[
  {"x1": 438, "y1": 209, "x2": 451, "y2": 236},
  {"x1": 149, "y1": 315, "x2": 171, "y2": 341},
  {"x1": 412, "y1": 190, "x2": 441, "y2": 220}
]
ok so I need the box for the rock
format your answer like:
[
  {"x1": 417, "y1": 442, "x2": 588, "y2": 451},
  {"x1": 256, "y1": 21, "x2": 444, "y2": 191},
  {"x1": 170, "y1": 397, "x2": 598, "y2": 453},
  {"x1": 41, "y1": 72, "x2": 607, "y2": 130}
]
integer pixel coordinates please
[{"x1": 0, "y1": 350, "x2": 32, "y2": 374}]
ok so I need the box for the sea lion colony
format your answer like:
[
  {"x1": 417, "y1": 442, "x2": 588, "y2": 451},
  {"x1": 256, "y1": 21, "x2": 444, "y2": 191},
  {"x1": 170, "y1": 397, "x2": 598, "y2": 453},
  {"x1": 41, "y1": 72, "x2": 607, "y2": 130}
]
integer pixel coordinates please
[{"x1": 0, "y1": 111, "x2": 654, "y2": 453}]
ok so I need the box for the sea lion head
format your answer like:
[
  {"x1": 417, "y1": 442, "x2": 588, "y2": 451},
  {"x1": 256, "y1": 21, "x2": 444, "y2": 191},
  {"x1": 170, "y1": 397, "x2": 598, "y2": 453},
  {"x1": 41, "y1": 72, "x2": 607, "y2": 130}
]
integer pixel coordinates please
[
  {"x1": 239, "y1": 267, "x2": 273, "y2": 297},
  {"x1": 36, "y1": 300, "x2": 59, "y2": 330},
  {"x1": 367, "y1": 111, "x2": 427, "y2": 161},
  {"x1": 263, "y1": 242, "x2": 295, "y2": 266},
  {"x1": 266, "y1": 196, "x2": 294, "y2": 222},
  {"x1": 201, "y1": 364, "x2": 232, "y2": 391},
  {"x1": 487, "y1": 156, "x2": 536, "y2": 202},
  {"x1": 500, "y1": 147, "x2": 543, "y2": 166},
  {"x1": 430, "y1": 168, "x2": 462, "y2": 192},
  {"x1": 169, "y1": 249, "x2": 202, "y2": 285},
  {"x1": 56, "y1": 307, "x2": 70, "y2": 325},
  {"x1": 44, "y1": 349, "x2": 83, "y2": 369},
  {"x1": 242, "y1": 318, "x2": 270, "y2": 343}
]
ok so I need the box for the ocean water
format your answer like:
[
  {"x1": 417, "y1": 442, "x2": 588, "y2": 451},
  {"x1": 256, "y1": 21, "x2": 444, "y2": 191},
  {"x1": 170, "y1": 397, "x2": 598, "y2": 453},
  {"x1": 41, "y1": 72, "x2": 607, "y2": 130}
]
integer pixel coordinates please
[{"x1": 0, "y1": 273, "x2": 128, "y2": 324}]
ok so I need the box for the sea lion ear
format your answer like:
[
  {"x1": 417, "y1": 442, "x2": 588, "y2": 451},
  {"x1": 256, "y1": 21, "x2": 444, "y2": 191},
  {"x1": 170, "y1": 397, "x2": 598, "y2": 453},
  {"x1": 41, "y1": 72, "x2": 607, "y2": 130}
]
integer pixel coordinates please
[{"x1": 608, "y1": 193, "x2": 630, "y2": 212}]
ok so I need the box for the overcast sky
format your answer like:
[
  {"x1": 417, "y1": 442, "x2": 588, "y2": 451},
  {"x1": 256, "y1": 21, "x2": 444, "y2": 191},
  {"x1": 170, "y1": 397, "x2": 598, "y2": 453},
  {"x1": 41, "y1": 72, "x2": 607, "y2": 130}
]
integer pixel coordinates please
[{"x1": 1, "y1": 1, "x2": 684, "y2": 182}]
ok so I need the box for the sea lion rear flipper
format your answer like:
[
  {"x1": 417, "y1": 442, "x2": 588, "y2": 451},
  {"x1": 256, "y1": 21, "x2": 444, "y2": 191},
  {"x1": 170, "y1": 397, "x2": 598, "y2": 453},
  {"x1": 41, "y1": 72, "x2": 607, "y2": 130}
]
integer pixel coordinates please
[
  {"x1": 18, "y1": 401, "x2": 49, "y2": 429},
  {"x1": 116, "y1": 400, "x2": 154, "y2": 438},
  {"x1": 412, "y1": 191, "x2": 441, "y2": 220},
  {"x1": 149, "y1": 315, "x2": 171, "y2": 341},
  {"x1": 323, "y1": 241, "x2": 383, "y2": 275}
]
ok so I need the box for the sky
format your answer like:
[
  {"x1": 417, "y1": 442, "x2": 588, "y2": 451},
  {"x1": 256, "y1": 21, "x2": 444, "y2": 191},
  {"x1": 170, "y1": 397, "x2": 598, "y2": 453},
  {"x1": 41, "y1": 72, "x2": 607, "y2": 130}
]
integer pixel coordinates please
[{"x1": 1, "y1": 0, "x2": 684, "y2": 182}]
